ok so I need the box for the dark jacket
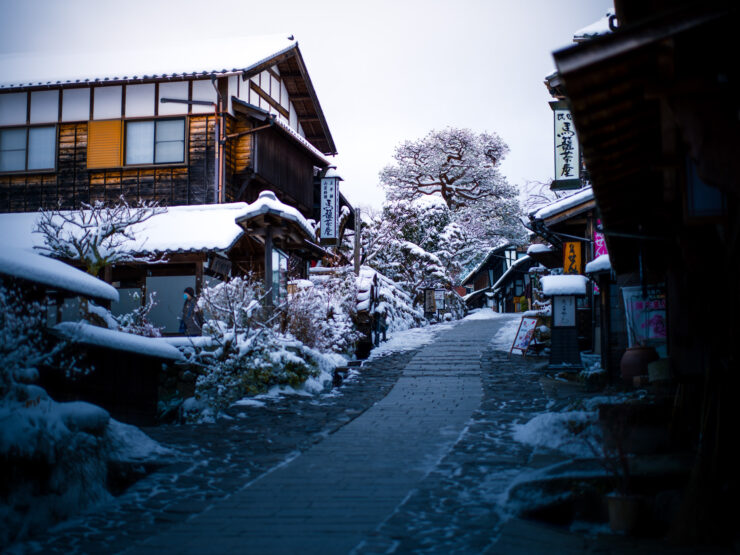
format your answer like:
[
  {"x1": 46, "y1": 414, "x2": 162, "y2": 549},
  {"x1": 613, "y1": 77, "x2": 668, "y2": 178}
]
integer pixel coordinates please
[{"x1": 180, "y1": 297, "x2": 203, "y2": 336}]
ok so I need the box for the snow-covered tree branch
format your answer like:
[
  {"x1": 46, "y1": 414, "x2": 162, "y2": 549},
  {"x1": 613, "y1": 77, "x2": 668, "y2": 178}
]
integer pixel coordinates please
[{"x1": 33, "y1": 196, "x2": 165, "y2": 277}]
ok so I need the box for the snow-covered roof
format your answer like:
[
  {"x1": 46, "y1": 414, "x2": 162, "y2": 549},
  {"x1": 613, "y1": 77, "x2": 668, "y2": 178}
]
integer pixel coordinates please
[
  {"x1": 0, "y1": 34, "x2": 296, "y2": 89},
  {"x1": 459, "y1": 241, "x2": 512, "y2": 286},
  {"x1": 541, "y1": 275, "x2": 589, "y2": 296},
  {"x1": 0, "y1": 247, "x2": 118, "y2": 302},
  {"x1": 491, "y1": 255, "x2": 532, "y2": 292},
  {"x1": 527, "y1": 243, "x2": 553, "y2": 255},
  {"x1": 531, "y1": 187, "x2": 595, "y2": 221},
  {"x1": 235, "y1": 191, "x2": 314, "y2": 239},
  {"x1": 573, "y1": 12, "x2": 614, "y2": 42},
  {"x1": 0, "y1": 196, "x2": 313, "y2": 257},
  {"x1": 54, "y1": 322, "x2": 184, "y2": 360},
  {"x1": 585, "y1": 254, "x2": 611, "y2": 274}
]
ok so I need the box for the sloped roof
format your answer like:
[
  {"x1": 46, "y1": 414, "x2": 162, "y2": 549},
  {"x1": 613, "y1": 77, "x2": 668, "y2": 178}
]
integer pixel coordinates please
[
  {"x1": 530, "y1": 187, "x2": 595, "y2": 221},
  {"x1": 0, "y1": 196, "x2": 314, "y2": 257},
  {"x1": 0, "y1": 34, "x2": 336, "y2": 155},
  {"x1": 0, "y1": 34, "x2": 295, "y2": 89},
  {"x1": 0, "y1": 247, "x2": 118, "y2": 302},
  {"x1": 459, "y1": 241, "x2": 512, "y2": 286}
]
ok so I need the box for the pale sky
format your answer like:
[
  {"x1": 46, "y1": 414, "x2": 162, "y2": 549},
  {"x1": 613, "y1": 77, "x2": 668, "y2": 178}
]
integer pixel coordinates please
[{"x1": 0, "y1": 0, "x2": 609, "y2": 209}]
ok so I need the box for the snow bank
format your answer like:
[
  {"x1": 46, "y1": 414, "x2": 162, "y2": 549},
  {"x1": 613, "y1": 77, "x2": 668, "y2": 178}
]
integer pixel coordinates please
[
  {"x1": 54, "y1": 321, "x2": 184, "y2": 360},
  {"x1": 541, "y1": 275, "x2": 588, "y2": 296},
  {"x1": 0, "y1": 247, "x2": 118, "y2": 302},
  {"x1": 585, "y1": 254, "x2": 611, "y2": 274}
]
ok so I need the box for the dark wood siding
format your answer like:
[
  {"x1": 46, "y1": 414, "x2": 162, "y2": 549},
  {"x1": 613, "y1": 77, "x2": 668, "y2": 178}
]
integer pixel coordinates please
[
  {"x1": 253, "y1": 127, "x2": 314, "y2": 214},
  {"x1": 0, "y1": 115, "x2": 217, "y2": 211}
]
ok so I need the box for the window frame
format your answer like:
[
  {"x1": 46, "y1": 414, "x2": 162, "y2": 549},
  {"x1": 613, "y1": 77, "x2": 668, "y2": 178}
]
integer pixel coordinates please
[
  {"x1": 0, "y1": 123, "x2": 58, "y2": 174},
  {"x1": 123, "y1": 116, "x2": 187, "y2": 168}
]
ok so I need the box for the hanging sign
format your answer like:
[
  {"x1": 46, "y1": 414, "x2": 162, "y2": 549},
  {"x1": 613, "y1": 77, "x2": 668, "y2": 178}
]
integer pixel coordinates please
[
  {"x1": 320, "y1": 176, "x2": 339, "y2": 244},
  {"x1": 563, "y1": 241, "x2": 582, "y2": 275},
  {"x1": 553, "y1": 107, "x2": 581, "y2": 189},
  {"x1": 424, "y1": 289, "x2": 437, "y2": 313}
]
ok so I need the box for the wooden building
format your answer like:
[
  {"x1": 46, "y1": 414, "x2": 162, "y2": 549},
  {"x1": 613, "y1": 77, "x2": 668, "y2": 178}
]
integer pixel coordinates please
[
  {"x1": 460, "y1": 244, "x2": 526, "y2": 310},
  {"x1": 0, "y1": 35, "x2": 351, "y2": 327},
  {"x1": 552, "y1": 1, "x2": 739, "y2": 542}
]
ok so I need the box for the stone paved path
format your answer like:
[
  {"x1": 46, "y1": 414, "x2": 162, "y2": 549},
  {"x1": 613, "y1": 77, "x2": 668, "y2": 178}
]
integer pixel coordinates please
[{"x1": 124, "y1": 318, "x2": 508, "y2": 555}]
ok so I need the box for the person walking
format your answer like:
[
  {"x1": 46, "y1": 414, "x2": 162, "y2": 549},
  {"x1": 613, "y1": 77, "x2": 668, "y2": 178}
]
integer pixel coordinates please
[{"x1": 179, "y1": 287, "x2": 203, "y2": 336}]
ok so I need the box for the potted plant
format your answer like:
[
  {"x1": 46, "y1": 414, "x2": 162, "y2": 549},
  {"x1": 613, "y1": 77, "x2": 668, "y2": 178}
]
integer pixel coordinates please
[{"x1": 587, "y1": 404, "x2": 642, "y2": 533}]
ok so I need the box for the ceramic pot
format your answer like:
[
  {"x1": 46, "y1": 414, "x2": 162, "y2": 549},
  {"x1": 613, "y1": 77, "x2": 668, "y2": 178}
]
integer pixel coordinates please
[
  {"x1": 607, "y1": 493, "x2": 641, "y2": 533},
  {"x1": 620, "y1": 346, "x2": 658, "y2": 384}
]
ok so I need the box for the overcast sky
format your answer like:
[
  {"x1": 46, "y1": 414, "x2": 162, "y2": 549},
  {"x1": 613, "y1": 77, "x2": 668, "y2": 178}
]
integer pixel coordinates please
[{"x1": 0, "y1": 0, "x2": 609, "y2": 209}]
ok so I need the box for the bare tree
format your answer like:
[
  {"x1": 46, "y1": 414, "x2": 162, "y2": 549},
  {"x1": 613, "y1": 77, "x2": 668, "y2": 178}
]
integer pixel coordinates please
[
  {"x1": 34, "y1": 196, "x2": 165, "y2": 277},
  {"x1": 521, "y1": 179, "x2": 568, "y2": 215}
]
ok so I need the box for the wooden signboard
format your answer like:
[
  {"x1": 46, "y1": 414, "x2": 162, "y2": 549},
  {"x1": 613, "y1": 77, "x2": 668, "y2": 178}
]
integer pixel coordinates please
[{"x1": 509, "y1": 316, "x2": 539, "y2": 357}]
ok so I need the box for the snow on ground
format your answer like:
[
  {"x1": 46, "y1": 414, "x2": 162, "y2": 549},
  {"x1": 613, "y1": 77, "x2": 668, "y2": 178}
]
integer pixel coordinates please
[
  {"x1": 489, "y1": 313, "x2": 524, "y2": 351},
  {"x1": 367, "y1": 321, "x2": 456, "y2": 359}
]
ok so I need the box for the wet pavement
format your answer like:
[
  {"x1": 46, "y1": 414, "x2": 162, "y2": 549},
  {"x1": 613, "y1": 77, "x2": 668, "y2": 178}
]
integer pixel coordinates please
[{"x1": 10, "y1": 315, "x2": 559, "y2": 554}]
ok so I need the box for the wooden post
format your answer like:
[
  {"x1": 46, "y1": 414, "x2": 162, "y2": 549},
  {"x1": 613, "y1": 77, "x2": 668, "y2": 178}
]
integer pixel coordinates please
[
  {"x1": 264, "y1": 226, "x2": 273, "y2": 309},
  {"x1": 354, "y1": 207, "x2": 361, "y2": 276}
]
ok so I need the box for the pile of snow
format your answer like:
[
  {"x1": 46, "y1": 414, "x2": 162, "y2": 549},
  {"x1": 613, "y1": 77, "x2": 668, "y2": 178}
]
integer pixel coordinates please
[
  {"x1": 541, "y1": 275, "x2": 589, "y2": 296},
  {"x1": 0, "y1": 247, "x2": 118, "y2": 302},
  {"x1": 513, "y1": 410, "x2": 600, "y2": 458},
  {"x1": 585, "y1": 254, "x2": 611, "y2": 274}
]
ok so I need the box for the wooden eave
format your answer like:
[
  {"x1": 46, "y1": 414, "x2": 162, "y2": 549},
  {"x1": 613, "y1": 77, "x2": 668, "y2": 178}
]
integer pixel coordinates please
[
  {"x1": 231, "y1": 97, "x2": 329, "y2": 167},
  {"x1": 542, "y1": 199, "x2": 597, "y2": 227},
  {"x1": 236, "y1": 211, "x2": 321, "y2": 257},
  {"x1": 242, "y1": 44, "x2": 337, "y2": 156},
  {"x1": 551, "y1": 7, "x2": 735, "y2": 274}
]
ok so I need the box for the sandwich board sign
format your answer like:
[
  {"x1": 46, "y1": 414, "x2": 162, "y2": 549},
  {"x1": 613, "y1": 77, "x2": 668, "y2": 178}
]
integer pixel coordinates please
[{"x1": 510, "y1": 316, "x2": 539, "y2": 357}]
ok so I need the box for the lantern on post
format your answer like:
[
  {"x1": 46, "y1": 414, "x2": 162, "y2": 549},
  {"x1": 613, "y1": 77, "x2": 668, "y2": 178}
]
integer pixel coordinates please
[{"x1": 320, "y1": 167, "x2": 343, "y2": 246}]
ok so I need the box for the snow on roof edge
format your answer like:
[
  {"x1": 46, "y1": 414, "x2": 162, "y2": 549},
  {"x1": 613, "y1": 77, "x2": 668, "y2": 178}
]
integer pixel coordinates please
[
  {"x1": 54, "y1": 322, "x2": 184, "y2": 360},
  {"x1": 0, "y1": 247, "x2": 118, "y2": 302},
  {"x1": 541, "y1": 274, "x2": 589, "y2": 296},
  {"x1": 531, "y1": 187, "x2": 595, "y2": 221}
]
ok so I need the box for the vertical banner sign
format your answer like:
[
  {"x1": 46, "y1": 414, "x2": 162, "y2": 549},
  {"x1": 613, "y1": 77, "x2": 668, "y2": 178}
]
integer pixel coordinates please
[
  {"x1": 563, "y1": 241, "x2": 582, "y2": 275},
  {"x1": 554, "y1": 109, "x2": 580, "y2": 188},
  {"x1": 320, "y1": 176, "x2": 339, "y2": 244}
]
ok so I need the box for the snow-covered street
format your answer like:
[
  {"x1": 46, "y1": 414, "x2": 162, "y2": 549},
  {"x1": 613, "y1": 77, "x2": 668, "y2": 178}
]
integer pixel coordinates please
[{"x1": 6, "y1": 314, "x2": 559, "y2": 554}]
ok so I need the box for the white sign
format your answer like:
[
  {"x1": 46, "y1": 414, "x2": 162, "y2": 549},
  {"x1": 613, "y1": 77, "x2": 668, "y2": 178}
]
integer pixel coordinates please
[
  {"x1": 554, "y1": 109, "x2": 580, "y2": 181},
  {"x1": 320, "y1": 177, "x2": 339, "y2": 241},
  {"x1": 553, "y1": 295, "x2": 576, "y2": 327}
]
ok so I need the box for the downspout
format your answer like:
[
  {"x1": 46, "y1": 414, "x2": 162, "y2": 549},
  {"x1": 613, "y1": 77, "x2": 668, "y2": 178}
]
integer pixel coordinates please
[{"x1": 211, "y1": 77, "x2": 225, "y2": 204}]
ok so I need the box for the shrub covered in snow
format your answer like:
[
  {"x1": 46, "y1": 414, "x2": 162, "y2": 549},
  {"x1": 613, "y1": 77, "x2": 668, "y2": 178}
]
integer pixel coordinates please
[
  {"x1": 0, "y1": 284, "x2": 173, "y2": 547},
  {"x1": 188, "y1": 275, "x2": 334, "y2": 413},
  {"x1": 283, "y1": 272, "x2": 361, "y2": 355}
]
